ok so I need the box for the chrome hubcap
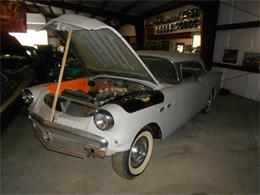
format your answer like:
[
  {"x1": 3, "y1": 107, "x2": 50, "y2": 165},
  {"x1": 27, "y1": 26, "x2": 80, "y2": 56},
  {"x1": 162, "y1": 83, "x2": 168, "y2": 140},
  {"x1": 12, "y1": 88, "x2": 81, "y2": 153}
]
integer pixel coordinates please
[
  {"x1": 130, "y1": 137, "x2": 148, "y2": 168},
  {"x1": 207, "y1": 96, "x2": 213, "y2": 109},
  {"x1": 207, "y1": 98, "x2": 212, "y2": 107}
]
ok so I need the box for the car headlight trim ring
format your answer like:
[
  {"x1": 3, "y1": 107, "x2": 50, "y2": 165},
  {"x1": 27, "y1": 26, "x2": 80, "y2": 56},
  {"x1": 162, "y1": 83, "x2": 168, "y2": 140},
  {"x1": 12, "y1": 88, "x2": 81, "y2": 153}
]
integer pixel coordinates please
[
  {"x1": 94, "y1": 109, "x2": 114, "y2": 130},
  {"x1": 21, "y1": 89, "x2": 34, "y2": 105}
]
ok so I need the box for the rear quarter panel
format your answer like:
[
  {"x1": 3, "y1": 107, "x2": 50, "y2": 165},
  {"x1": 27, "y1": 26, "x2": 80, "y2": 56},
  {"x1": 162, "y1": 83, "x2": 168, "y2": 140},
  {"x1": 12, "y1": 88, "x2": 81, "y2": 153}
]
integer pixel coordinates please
[{"x1": 203, "y1": 69, "x2": 222, "y2": 98}]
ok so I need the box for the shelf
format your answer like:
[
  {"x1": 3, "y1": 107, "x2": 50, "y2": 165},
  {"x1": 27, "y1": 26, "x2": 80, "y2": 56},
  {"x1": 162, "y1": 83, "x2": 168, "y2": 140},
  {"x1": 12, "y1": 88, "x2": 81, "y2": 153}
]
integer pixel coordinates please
[
  {"x1": 216, "y1": 21, "x2": 260, "y2": 31},
  {"x1": 212, "y1": 63, "x2": 259, "y2": 73}
]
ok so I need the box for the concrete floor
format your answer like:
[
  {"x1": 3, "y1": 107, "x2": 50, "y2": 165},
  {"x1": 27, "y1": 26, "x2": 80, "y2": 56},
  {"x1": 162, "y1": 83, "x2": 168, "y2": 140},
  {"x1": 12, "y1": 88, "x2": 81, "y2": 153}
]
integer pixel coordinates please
[{"x1": 1, "y1": 94, "x2": 259, "y2": 194}]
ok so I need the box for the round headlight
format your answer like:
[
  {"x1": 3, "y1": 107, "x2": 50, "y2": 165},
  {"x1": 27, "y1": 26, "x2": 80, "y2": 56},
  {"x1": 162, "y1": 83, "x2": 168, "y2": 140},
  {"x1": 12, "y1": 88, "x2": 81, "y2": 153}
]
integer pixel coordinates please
[
  {"x1": 21, "y1": 89, "x2": 34, "y2": 105},
  {"x1": 94, "y1": 109, "x2": 114, "y2": 130}
]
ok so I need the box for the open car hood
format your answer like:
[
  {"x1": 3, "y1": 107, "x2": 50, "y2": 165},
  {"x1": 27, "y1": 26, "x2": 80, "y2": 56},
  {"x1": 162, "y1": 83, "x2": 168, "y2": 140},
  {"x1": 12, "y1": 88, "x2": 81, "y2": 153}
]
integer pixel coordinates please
[{"x1": 43, "y1": 14, "x2": 159, "y2": 86}]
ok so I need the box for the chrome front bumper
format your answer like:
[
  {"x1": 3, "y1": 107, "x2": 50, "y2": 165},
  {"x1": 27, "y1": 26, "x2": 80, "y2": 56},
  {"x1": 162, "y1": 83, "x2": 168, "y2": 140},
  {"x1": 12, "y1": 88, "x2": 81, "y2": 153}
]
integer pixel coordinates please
[{"x1": 29, "y1": 112, "x2": 108, "y2": 158}]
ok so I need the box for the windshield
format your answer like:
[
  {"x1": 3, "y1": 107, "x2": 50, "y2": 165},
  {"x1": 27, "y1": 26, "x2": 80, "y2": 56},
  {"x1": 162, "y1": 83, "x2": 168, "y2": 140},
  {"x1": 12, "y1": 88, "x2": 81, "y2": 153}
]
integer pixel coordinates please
[
  {"x1": 140, "y1": 56, "x2": 178, "y2": 84},
  {"x1": 56, "y1": 29, "x2": 156, "y2": 83}
]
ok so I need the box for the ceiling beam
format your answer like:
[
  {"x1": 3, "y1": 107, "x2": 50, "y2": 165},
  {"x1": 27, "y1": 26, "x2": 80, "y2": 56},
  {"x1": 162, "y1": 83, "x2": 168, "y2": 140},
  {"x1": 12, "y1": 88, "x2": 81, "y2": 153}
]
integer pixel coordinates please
[
  {"x1": 21, "y1": 0, "x2": 29, "y2": 12},
  {"x1": 121, "y1": 1, "x2": 140, "y2": 13},
  {"x1": 62, "y1": 0, "x2": 65, "y2": 14},
  {"x1": 48, "y1": 1, "x2": 55, "y2": 16},
  {"x1": 30, "y1": 0, "x2": 140, "y2": 21},
  {"x1": 142, "y1": 1, "x2": 186, "y2": 18},
  {"x1": 33, "y1": 2, "x2": 41, "y2": 12},
  {"x1": 33, "y1": 2, "x2": 46, "y2": 20},
  {"x1": 75, "y1": 1, "x2": 81, "y2": 14},
  {"x1": 91, "y1": 0, "x2": 109, "y2": 18},
  {"x1": 101, "y1": 0, "x2": 109, "y2": 9}
]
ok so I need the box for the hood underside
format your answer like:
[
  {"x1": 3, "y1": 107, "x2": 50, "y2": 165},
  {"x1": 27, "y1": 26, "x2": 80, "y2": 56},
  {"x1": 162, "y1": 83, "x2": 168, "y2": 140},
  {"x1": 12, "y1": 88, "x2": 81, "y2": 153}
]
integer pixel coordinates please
[{"x1": 44, "y1": 14, "x2": 159, "y2": 85}]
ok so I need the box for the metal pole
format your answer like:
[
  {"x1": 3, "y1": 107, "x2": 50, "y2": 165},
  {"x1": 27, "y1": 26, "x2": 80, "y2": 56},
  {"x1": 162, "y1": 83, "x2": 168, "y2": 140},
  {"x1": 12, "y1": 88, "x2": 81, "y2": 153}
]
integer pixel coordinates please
[{"x1": 49, "y1": 31, "x2": 73, "y2": 122}]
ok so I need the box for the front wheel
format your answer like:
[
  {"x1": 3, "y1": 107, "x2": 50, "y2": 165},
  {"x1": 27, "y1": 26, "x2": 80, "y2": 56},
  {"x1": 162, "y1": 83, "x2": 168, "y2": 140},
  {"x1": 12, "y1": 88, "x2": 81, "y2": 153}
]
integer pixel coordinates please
[{"x1": 111, "y1": 128, "x2": 153, "y2": 179}]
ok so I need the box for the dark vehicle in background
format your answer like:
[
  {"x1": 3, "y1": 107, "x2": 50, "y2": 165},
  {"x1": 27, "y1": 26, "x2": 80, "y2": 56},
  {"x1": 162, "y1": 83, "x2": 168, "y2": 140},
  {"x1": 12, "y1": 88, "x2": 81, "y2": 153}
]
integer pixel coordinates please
[
  {"x1": 0, "y1": 32, "x2": 36, "y2": 132},
  {"x1": 0, "y1": 32, "x2": 86, "y2": 131},
  {"x1": 34, "y1": 45, "x2": 86, "y2": 83},
  {"x1": 48, "y1": 57, "x2": 86, "y2": 81},
  {"x1": 1, "y1": 73, "x2": 21, "y2": 131},
  {"x1": 23, "y1": 45, "x2": 37, "y2": 58}
]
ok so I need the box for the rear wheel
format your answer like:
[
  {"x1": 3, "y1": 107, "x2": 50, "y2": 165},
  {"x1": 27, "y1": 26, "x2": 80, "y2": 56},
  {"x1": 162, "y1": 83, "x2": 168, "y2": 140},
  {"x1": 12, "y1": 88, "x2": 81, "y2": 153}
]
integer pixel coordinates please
[
  {"x1": 111, "y1": 128, "x2": 153, "y2": 179},
  {"x1": 203, "y1": 92, "x2": 213, "y2": 113}
]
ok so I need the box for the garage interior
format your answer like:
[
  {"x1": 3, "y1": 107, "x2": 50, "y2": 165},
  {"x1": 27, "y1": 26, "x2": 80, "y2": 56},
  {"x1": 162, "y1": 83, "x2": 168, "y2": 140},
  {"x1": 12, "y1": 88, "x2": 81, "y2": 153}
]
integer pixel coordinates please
[{"x1": 1, "y1": 0, "x2": 259, "y2": 194}]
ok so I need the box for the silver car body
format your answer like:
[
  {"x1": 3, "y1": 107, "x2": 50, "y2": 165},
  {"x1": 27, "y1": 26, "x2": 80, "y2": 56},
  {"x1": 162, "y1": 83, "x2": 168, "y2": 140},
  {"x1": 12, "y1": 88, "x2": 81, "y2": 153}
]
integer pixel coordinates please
[{"x1": 26, "y1": 14, "x2": 222, "y2": 158}]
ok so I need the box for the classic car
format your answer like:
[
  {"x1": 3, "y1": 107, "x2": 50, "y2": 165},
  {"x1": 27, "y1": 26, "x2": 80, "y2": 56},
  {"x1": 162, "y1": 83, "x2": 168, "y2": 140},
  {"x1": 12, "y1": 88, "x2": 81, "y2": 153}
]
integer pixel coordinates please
[
  {"x1": 22, "y1": 14, "x2": 222, "y2": 179},
  {"x1": 23, "y1": 45, "x2": 37, "y2": 58},
  {"x1": 0, "y1": 32, "x2": 36, "y2": 132}
]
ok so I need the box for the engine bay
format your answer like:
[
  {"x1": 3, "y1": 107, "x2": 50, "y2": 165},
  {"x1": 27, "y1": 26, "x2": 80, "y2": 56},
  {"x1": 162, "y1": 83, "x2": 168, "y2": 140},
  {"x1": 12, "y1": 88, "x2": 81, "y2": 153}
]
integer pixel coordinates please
[
  {"x1": 44, "y1": 77, "x2": 152, "y2": 117},
  {"x1": 88, "y1": 77, "x2": 152, "y2": 106}
]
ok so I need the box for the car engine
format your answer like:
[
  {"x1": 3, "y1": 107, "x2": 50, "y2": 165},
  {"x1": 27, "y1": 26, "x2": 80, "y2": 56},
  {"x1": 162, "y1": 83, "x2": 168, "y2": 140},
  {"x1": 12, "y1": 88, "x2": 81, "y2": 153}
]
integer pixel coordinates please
[
  {"x1": 89, "y1": 78, "x2": 151, "y2": 106},
  {"x1": 44, "y1": 77, "x2": 152, "y2": 117}
]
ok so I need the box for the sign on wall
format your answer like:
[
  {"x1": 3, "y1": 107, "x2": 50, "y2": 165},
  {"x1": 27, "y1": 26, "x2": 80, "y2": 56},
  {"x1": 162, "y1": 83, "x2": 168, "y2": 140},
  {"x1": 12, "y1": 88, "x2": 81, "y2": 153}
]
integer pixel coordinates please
[
  {"x1": 242, "y1": 52, "x2": 260, "y2": 69},
  {"x1": 153, "y1": 8, "x2": 201, "y2": 35},
  {"x1": 222, "y1": 49, "x2": 239, "y2": 64}
]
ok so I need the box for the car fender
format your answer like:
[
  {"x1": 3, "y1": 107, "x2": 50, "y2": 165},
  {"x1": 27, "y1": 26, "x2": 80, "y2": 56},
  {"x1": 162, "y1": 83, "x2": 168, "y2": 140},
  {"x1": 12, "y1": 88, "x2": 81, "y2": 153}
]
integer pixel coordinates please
[{"x1": 87, "y1": 97, "x2": 171, "y2": 153}]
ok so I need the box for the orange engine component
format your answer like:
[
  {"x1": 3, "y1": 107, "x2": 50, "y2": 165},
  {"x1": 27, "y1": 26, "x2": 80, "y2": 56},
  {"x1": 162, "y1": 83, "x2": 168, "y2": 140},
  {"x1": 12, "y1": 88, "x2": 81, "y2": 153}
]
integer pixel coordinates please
[{"x1": 42, "y1": 77, "x2": 90, "y2": 95}]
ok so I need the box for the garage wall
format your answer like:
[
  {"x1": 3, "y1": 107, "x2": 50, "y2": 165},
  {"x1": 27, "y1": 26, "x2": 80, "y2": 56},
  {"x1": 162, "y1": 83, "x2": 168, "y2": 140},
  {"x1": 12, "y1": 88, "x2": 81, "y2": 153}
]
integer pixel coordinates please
[
  {"x1": 144, "y1": 4, "x2": 200, "y2": 52},
  {"x1": 213, "y1": 0, "x2": 260, "y2": 102},
  {"x1": 144, "y1": 4, "x2": 199, "y2": 26},
  {"x1": 213, "y1": 28, "x2": 259, "y2": 66},
  {"x1": 217, "y1": 1, "x2": 259, "y2": 25},
  {"x1": 213, "y1": 67, "x2": 260, "y2": 101},
  {"x1": 26, "y1": 13, "x2": 45, "y2": 30}
]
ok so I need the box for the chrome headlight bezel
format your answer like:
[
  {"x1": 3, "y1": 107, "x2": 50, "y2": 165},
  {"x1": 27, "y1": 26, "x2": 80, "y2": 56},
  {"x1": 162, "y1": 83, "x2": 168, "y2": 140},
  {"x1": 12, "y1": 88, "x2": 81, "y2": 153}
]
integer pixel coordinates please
[
  {"x1": 94, "y1": 109, "x2": 114, "y2": 130},
  {"x1": 21, "y1": 89, "x2": 34, "y2": 105}
]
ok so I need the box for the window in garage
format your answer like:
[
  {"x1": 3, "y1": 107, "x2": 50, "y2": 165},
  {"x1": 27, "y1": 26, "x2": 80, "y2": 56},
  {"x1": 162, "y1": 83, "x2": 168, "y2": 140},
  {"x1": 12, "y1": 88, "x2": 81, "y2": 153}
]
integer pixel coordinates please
[
  {"x1": 9, "y1": 29, "x2": 48, "y2": 48},
  {"x1": 9, "y1": 13, "x2": 48, "y2": 48}
]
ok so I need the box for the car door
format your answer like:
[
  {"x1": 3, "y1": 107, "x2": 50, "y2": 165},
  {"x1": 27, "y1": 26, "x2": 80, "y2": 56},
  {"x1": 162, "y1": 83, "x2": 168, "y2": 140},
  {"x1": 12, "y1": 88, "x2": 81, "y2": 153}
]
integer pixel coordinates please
[
  {"x1": 0, "y1": 73, "x2": 19, "y2": 114},
  {"x1": 140, "y1": 56, "x2": 180, "y2": 137},
  {"x1": 177, "y1": 61, "x2": 207, "y2": 127}
]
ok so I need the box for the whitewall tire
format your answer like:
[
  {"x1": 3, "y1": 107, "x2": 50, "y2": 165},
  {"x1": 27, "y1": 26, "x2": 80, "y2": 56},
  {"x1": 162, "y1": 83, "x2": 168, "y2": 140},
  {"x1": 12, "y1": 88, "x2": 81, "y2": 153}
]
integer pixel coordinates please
[
  {"x1": 203, "y1": 93, "x2": 213, "y2": 113},
  {"x1": 111, "y1": 127, "x2": 153, "y2": 179}
]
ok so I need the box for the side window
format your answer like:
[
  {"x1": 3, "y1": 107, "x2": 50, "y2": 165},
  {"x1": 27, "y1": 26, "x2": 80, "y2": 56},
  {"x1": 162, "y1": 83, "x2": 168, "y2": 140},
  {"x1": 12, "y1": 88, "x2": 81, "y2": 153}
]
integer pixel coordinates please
[
  {"x1": 179, "y1": 61, "x2": 205, "y2": 81},
  {"x1": 141, "y1": 56, "x2": 178, "y2": 84}
]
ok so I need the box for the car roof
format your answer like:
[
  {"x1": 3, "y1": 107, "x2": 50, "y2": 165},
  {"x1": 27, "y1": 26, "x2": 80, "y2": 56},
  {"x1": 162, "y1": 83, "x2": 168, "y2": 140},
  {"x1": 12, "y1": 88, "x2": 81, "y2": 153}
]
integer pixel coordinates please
[
  {"x1": 1, "y1": 32, "x2": 29, "y2": 58},
  {"x1": 136, "y1": 50, "x2": 203, "y2": 64}
]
